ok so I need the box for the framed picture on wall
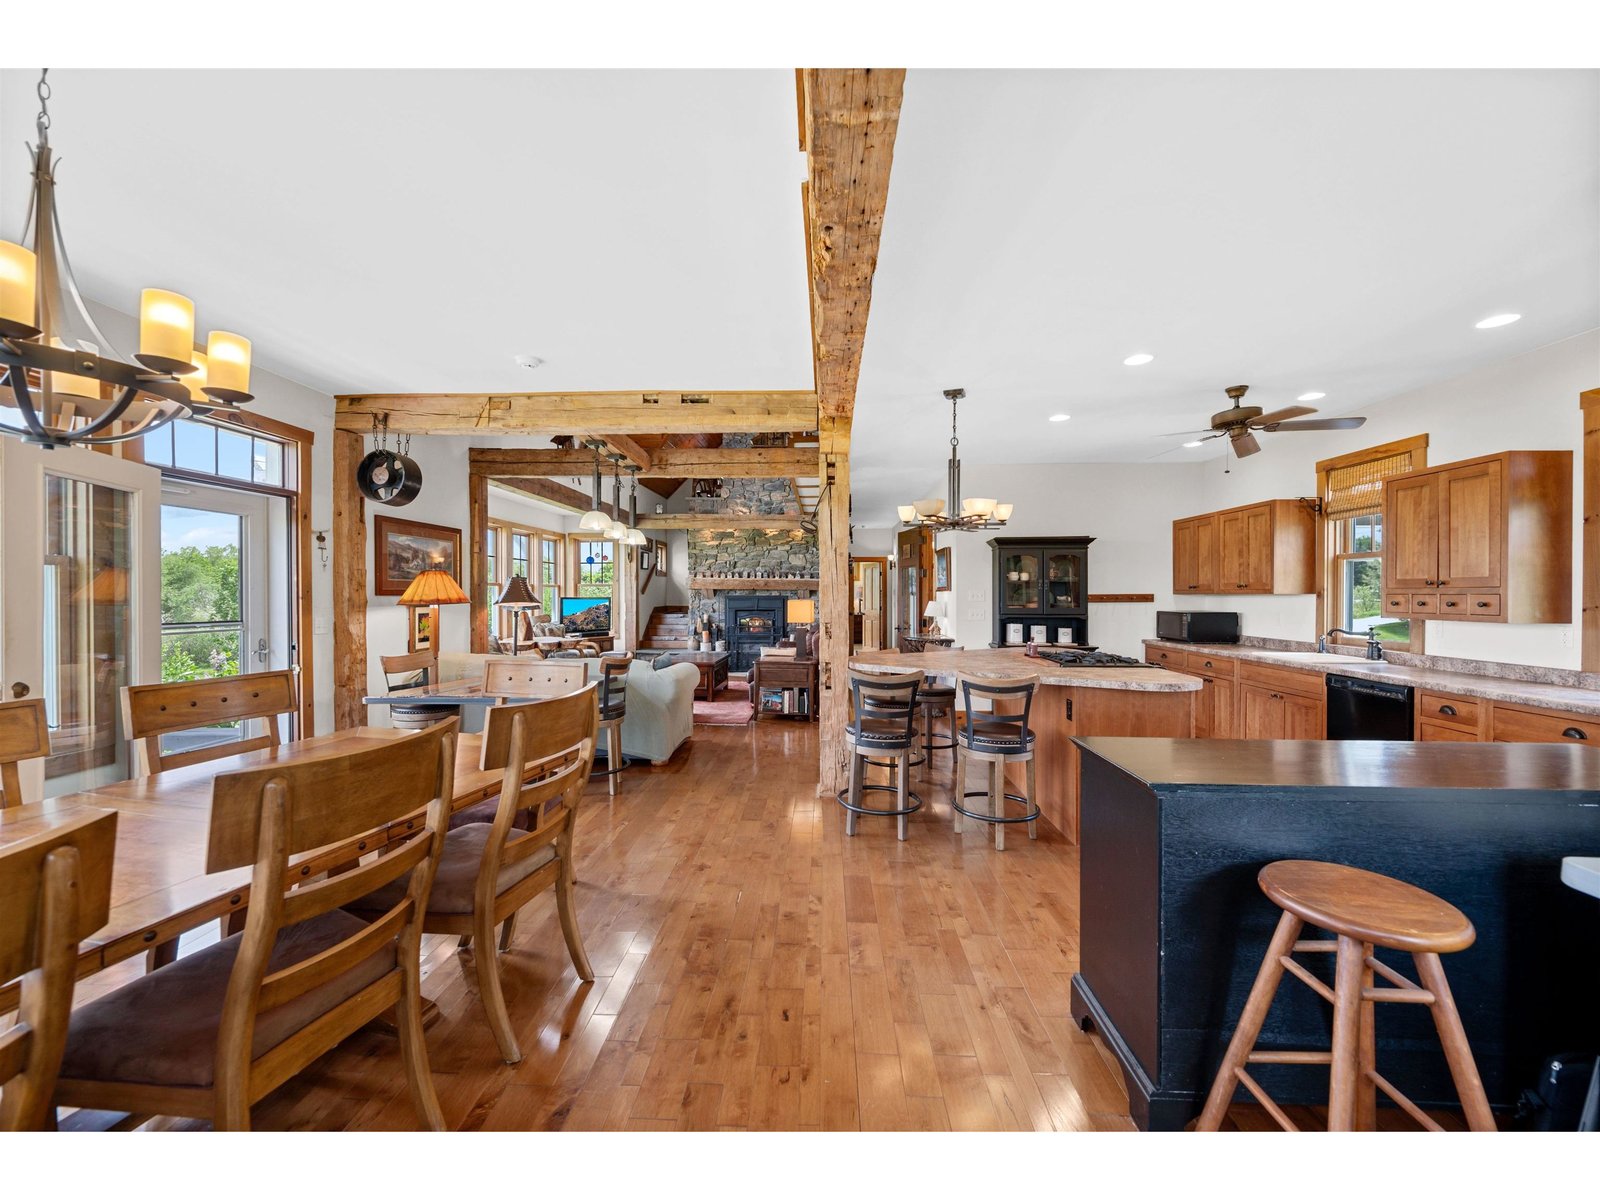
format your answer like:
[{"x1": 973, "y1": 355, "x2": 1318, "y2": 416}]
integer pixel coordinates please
[
  {"x1": 653, "y1": 538, "x2": 669, "y2": 579},
  {"x1": 935, "y1": 547, "x2": 951, "y2": 592},
  {"x1": 409, "y1": 604, "x2": 436, "y2": 652},
  {"x1": 374, "y1": 515, "x2": 462, "y2": 597}
]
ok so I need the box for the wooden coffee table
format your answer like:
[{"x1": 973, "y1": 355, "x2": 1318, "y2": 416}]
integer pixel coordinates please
[{"x1": 661, "y1": 651, "x2": 730, "y2": 701}]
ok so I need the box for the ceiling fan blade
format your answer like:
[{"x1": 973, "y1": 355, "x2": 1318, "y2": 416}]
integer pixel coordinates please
[
  {"x1": 1266, "y1": 417, "x2": 1368, "y2": 432},
  {"x1": 1160, "y1": 429, "x2": 1221, "y2": 438},
  {"x1": 1250, "y1": 405, "x2": 1315, "y2": 427},
  {"x1": 1231, "y1": 431, "x2": 1261, "y2": 458}
]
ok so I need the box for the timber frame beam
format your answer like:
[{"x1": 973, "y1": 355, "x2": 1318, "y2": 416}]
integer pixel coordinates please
[
  {"x1": 801, "y1": 68, "x2": 905, "y2": 794},
  {"x1": 335, "y1": 391, "x2": 819, "y2": 436},
  {"x1": 468, "y1": 445, "x2": 819, "y2": 480}
]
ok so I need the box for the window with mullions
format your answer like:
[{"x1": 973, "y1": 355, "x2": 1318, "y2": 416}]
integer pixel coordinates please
[
  {"x1": 576, "y1": 540, "x2": 614, "y2": 600},
  {"x1": 1331, "y1": 511, "x2": 1407, "y2": 643},
  {"x1": 540, "y1": 537, "x2": 560, "y2": 615},
  {"x1": 1322, "y1": 438, "x2": 1426, "y2": 652},
  {"x1": 144, "y1": 418, "x2": 285, "y2": 487}
]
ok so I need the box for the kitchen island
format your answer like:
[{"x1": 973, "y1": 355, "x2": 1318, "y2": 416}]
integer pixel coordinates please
[
  {"x1": 847, "y1": 648, "x2": 1199, "y2": 841},
  {"x1": 1071, "y1": 736, "x2": 1600, "y2": 1130}
]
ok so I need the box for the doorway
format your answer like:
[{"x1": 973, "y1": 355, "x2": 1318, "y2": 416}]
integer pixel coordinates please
[
  {"x1": 895, "y1": 527, "x2": 933, "y2": 646},
  {"x1": 850, "y1": 556, "x2": 889, "y2": 650}
]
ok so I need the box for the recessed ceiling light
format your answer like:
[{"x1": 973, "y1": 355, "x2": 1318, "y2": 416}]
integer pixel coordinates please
[
  {"x1": 514, "y1": 354, "x2": 546, "y2": 369},
  {"x1": 1474, "y1": 313, "x2": 1521, "y2": 329},
  {"x1": 1048, "y1": 413, "x2": 1071, "y2": 422},
  {"x1": 1183, "y1": 440, "x2": 1205, "y2": 449},
  {"x1": 1123, "y1": 353, "x2": 1155, "y2": 366},
  {"x1": 1297, "y1": 391, "x2": 1326, "y2": 402}
]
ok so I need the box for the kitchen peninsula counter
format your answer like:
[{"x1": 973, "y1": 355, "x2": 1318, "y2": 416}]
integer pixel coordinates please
[{"x1": 849, "y1": 648, "x2": 1200, "y2": 839}]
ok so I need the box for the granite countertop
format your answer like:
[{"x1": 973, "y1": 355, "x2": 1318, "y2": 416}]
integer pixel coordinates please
[
  {"x1": 1142, "y1": 639, "x2": 1600, "y2": 717},
  {"x1": 1077, "y1": 735, "x2": 1600, "y2": 793},
  {"x1": 849, "y1": 648, "x2": 1202, "y2": 692}
]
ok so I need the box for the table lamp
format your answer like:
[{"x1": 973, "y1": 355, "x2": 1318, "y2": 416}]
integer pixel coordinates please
[
  {"x1": 923, "y1": 598, "x2": 943, "y2": 635},
  {"x1": 786, "y1": 597, "x2": 816, "y2": 633},
  {"x1": 495, "y1": 574, "x2": 539, "y2": 656},
  {"x1": 398, "y1": 567, "x2": 470, "y2": 655}
]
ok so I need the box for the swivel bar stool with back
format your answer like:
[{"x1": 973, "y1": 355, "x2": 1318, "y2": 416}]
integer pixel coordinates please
[
  {"x1": 952, "y1": 672, "x2": 1039, "y2": 851},
  {"x1": 838, "y1": 668, "x2": 923, "y2": 841},
  {"x1": 591, "y1": 653, "x2": 633, "y2": 796}
]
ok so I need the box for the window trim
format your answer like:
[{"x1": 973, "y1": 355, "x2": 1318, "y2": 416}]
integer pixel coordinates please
[
  {"x1": 1315, "y1": 435, "x2": 1428, "y2": 653},
  {"x1": 486, "y1": 517, "x2": 565, "y2": 640}
]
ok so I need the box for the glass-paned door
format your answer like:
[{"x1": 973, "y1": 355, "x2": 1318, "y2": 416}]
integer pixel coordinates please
[
  {"x1": 1044, "y1": 551, "x2": 1083, "y2": 611},
  {"x1": 1001, "y1": 552, "x2": 1041, "y2": 611},
  {"x1": 0, "y1": 439, "x2": 160, "y2": 799}
]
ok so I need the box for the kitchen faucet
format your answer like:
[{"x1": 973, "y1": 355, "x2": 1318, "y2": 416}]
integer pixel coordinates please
[{"x1": 1319, "y1": 627, "x2": 1385, "y2": 661}]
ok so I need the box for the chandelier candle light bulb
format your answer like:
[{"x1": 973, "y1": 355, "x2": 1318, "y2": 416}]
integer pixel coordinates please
[
  {"x1": 205, "y1": 331, "x2": 252, "y2": 399},
  {"x1": 0, "y1": 241, "x2": 37, "y2": 334},
  {"x1": 137, "y1": 289, "x2": 197, "y2": 374}
]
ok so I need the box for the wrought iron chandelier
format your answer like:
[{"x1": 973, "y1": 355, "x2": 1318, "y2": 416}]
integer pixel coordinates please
[
  {"x1": 0, "y1": 69, "x2": 254, "y2": 450},
  {"x1": 896, "y1": 388, "x2": 1012, "y2": 532}
]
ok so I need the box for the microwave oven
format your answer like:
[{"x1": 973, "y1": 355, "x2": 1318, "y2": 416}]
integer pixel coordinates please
[{"x1": 1155, "y1": 611, "x2": 1241, "y2": 643}]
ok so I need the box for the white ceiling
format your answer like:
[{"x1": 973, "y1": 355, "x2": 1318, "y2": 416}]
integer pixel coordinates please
[
  {"x1": 0, "y1": 68, "x2": 814, "y2": 396},
  {"x1": 851, "y1": 69, "x2": 1600, "y2": 524},
  {"x1": 3, "y1": 69, "x2": 1596, "y2": 529}
]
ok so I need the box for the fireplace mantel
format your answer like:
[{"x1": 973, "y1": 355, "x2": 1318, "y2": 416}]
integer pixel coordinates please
[{"x1": 690, "y1": 577, "x2": 819, "y2": 591}]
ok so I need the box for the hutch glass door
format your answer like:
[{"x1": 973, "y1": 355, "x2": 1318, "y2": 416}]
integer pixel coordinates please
[
  {"x1": 1001, "y1": 552, "x2": 1041, "y2": 610},
  {"x1": 1044, "y1": 551, "x2": 1084, "y2": 612}
]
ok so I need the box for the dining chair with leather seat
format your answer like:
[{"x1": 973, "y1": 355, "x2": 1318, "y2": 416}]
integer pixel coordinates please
[
  {"x1": 350, "y1": 687, "x2": 598, "y2": 1065},
  {"x1": 50, "y1": 720, "x2": 458, "y2": 1131},
  {"x1": 0, "y1": 809, "x2": 117, "y2": 1131}
]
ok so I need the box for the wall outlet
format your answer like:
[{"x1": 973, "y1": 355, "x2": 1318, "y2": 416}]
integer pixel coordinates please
[
  {"x1": 967, "y1": 589, "x2": 985, "y2": 602},
  {"x1": 1561, "y1": 627, "x2": 1574, "y2": 648}
]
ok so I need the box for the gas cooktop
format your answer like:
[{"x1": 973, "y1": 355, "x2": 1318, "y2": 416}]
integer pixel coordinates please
[{"x1": 1039, "y1": 649, "x2": 1157, "y2": 669}]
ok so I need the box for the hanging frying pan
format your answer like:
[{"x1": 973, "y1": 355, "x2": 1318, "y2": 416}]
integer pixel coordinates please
[{"x1": 356, "y1": 448, "x2": 423, "y2": 505}]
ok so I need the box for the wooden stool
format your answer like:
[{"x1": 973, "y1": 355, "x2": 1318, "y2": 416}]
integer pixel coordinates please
[
  {"x1": 952, "y1": 672, "x2": 1039, "y2": 851},
  {"x1": 838, "y1": 668, "x2": 923, "y2": 841},
  {"x1": 1196, "y1": 860, "x2": 1495, "y2": 1132}
]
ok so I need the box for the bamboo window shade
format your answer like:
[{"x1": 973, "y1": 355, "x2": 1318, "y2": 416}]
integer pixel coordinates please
[{"x1": 1324, "y1": 447, "x2": 1421, "y2": 519}]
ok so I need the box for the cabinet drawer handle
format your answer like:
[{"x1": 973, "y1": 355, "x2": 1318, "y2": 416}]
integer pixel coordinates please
[
  {"x1": 1443, "y1": 600, "x2": 1458, "y2": 608},
  {"x1": 1236, "y1": 583, "x2": 1246, "y2": 589},
  {"x1": 1270, "y1": 692, "x2": 1282, "y2": 700},
  {"x1": 1563, "y1": 727, "x2": 1588, "y2": 741},
  {"x1": 1439, "y1": 705, "x2": 1457, "y2": 716},
  {"x1": 1438, "y1": 580, "x2": 1449, "y2": 587},
  {"x1": 1203, "y1": 661, "x2": 1213, "y2": 668},
  {"x1": 1475, "y1": 601, "x2": 1490, "y2": 609}
]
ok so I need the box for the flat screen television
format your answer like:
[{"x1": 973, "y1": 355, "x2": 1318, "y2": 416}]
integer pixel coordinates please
[{"x1": 558, "y1": 596, "x2": 611, "y2": 633}]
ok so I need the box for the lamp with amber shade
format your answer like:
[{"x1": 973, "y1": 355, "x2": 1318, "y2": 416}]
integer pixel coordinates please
[
  {"x1": 494, "y1": 574, "x2": 540, "y2": 656},
  {"x1": 398, "y1": 567, "x2": 469, "y2": 655}
]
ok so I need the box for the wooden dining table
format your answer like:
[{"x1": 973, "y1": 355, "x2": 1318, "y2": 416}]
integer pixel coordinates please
[{"x1": 0, "y1": 725, "x2": 514, "y2": 1014}]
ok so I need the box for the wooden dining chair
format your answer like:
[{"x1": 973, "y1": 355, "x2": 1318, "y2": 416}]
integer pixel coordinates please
[
  {"x1": 0, "y1": 809, "x2": 117, "y2": 1131},
  {"x1": 0, "y1": 698, "x2": 51, "y2": 810},
  {"x1": 351, "y1": 688, "x2": 598, "y2": 1065},
  {"x1": 482, "y1": 658, "x2": 588, "y2": 703},
  {"x1": 50, "y1": 720, "x2": 458, "y2": 1131},
  {"x1": 381, "y1": 650, "x2": 439, "y2": 692},
  {"x1": 120, "y1": 670, "x2": 299, "y2": 778}
]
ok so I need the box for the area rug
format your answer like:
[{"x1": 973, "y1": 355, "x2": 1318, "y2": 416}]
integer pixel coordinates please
[{"x1": 694, "y1": 677, "x2": 755, "y2": 725}]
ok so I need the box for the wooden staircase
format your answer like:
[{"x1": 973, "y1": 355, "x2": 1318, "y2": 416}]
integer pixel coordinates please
[{"x1": 641, "y1": 605, "x2": 691, "y2": 650}]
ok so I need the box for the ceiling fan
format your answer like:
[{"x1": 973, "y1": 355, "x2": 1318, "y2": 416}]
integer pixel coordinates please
[{"x1": 1165, "y1": 385, "x2": 1366, "y2": 458}]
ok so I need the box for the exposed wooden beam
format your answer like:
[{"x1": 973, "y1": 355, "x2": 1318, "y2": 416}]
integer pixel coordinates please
[
  {"x1": 636, "y1": 513, "x2": 804, "y2": 531},
  {"x1": 491, "y1": 477, "x2": 623, "y2": 519},
  {"x1": 332, "y1": 430, "x2": 367, "y2": 730},
  {"x1": 801, "y1": 68, "x2": 904, "y2": 420},
  {"x1": 334, "y1": 391, "x2": 819, "y2": 436},
  {"x1": 469, "y1": 446, "x2": 818, "y2": 480},
  {"x1": 800, "y1": 69, "x2": 902, "y2": 792},
  {"x1": 586, "y1": 433, "x2": 651, "y2": 471}
]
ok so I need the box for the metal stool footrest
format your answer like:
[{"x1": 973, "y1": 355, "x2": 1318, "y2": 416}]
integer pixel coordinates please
[
  {"x1": 835, "y1": 783, "x2": 923, "y2": 818},
  {"x1": 953, "y1": 790, "x2": 1038, "y2": 825},
  {"x1": 864, "y1": 750, "x2": 926, "y2": 770}
]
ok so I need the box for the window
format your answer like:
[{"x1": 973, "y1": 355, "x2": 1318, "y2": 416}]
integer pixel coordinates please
[
  {"x1": 143, "y1": 418, "x2": 286, "y2": 487},
  {"x1": 576, "y1": 540, "x2": 615, "y2": 600},
  {"x1": 1319, "y1": 437, "x2": 1427, "y2": 652},
  {"x1": 539, "y1": 536, "x2": 560, "y2": 615},
  {"x1": 486, "y1": 519, "x2": 563, "y2": 638}
]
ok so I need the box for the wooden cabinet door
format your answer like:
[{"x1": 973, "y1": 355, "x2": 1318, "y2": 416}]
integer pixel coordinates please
[
  {"x1": 1217, "y1": 510, "x2": 1249, "y2": 593},
  {"x1": 1172, "y1": 519, "x2": 1198, "y2": 593},
  {"x1": 1283, "y1": 692, "x2": 1324, "y2": 740},
  {"x1": 1239, "y1": 683, "x2": 1285, "y2": 738},
  {"x1": 1242, "y1": 505, "x2": 1274, "y2": 591},
  {"x1": 1193, "y1": 515, "x2": 1218, "y2": 593},
  {"x1": 1386, "y1": 472, "x2": 1440, "y2": 590},
  {"x1": 1211, "y1": 675, "x2": 1237, "y2": 738},
  {"x1": 1193, "y1": 675, "x2": 1215, "y2": 738},
  {"x1": 1437, "y1": 459, "x2": 1503, "y2": 590}
]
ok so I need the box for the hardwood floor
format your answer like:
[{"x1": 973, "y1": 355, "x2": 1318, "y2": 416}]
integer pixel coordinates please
[{"x1": 63, "y1": 718, "x2": 1142, "y2": 1131}]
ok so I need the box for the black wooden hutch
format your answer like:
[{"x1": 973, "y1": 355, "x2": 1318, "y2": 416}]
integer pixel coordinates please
[{"x1": 987, "y1": 536, "x2": 1093, "y2": 648}]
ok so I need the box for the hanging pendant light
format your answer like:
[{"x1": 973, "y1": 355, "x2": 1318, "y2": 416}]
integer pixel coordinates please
[
  {"x1": 605, "y1": 454, "x2": 628, "y2": 539},
  {"x1": 895, "y1": 388, "x2": 1011, "y2": 532},
  {"x1": 0, "y1": 70, "x2": 254, "y2": 449},
  {"x1": 624, "y1": 467, "x2": 648, "y2": 546},
  {"x1": 577, "y1": 442, "x2": 611, "y2": 532}
]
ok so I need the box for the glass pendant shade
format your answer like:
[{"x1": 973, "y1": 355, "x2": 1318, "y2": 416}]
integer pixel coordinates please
[
  {"x1": 913, "y1": 499, "x2": 945, "y2": 518},
  {"x1": 897, "y1": 505, "x2": 916, "y2": 522},
  {"x1": 205, "y1": 330, "x2": 252, "y2": 398},
  {"x1": 137, "y1": 289, "x2": 196, "y2": 374},
  {"x1": 625, "y1": 526, "x2": 647, "y2": 546},
  {"x1": 994, "y1": 503, "x2": 1014, "y2": 521},
  {"x1": 0, "y1": 241, "x2": 37, "y2": 335},
  {"x1": 578, "y1": 509, "x2": 611, "y2": 532}
]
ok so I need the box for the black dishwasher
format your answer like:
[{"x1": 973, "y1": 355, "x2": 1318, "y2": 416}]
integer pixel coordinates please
[{"x1": 1325, "y1": 673, "x2": 1415, "y2": 741}]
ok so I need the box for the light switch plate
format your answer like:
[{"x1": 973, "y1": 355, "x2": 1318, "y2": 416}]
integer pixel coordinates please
[{"x1": 314, "y1": 616, "x2": 330, "y2": 636}]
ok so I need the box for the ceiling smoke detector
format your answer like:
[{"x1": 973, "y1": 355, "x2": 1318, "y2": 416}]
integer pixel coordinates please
[{"x1": 514, "y1": 354, "x2": 545, "y2": 369}]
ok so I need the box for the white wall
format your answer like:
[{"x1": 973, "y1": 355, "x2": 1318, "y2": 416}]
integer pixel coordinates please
[
  {"x1": 940, "y1": 461, "x2": 1210, "y2": 658},
  {"x1": 86, "y1": 301, "x2": 340, "y2": 732},
  {"x1": 1183, "y1": 330, "x2": 1598, "y2": 669}
]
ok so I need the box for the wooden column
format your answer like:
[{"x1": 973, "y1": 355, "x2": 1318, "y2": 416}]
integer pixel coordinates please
[
  {"x1": 331, "y1": 429, "x2": 368, "y2": 729},
  {"x1": 1581, "y1": 389, "x2": 1600, "y2": 672},
  {"x1": 469, "y1": 472, "x2": 489, "y2": 653},
  {"x1": 617, "y1": 543, "x2": 640, "y2": 652},
  {"x1": 816, "y1": 416, "x2": 852, "y2": 794}
]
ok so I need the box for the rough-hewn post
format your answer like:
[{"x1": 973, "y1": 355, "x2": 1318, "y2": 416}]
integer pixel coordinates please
[{"x1": 332, "y1": 429, "x2": 367, "y2": 729}]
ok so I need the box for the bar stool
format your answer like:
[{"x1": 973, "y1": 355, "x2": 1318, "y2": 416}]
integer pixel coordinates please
[
  {"x1": 917, "y1": 679, "x2": 957, "y2": 776},
  {"x1": 837, "y1": 668, "x2": 923, "y2": 841},
  {"x1": 952, "y1": 672, "x2": 1038, "y2": 851},
  {"x1": 1196, "y1": 860, "x2": 1495, "y2": 1132},
  {"x1": 591, "y1": 653, "x2": 632, "y2": 796}
]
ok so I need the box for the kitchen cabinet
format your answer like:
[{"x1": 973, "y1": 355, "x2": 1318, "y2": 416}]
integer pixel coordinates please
[
  {"x1": 1238, "y1": 661, "x2": 1324, "y2": 740},
  {"x1": 989, "y1": 536, "x2": 1094, "y2": 647},
  {"x1": 1382, "y1": 451, "x2": 1571, "y2": 624},
  {"x1": 1415, "y1": 690, "x2": 1485, "y2": 741},
  {"x1": 1186, "y1": 650, "x2": 1237, "y2": 739},
  {"x1": 1170, "y1": 500, "x2": 1315, "y2": 594},
  {"x1": 1490, "y1": 703, "x2": 1600, "y2": 746}
]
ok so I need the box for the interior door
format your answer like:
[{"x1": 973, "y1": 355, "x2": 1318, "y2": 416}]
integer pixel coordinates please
[
  {"x1": 1386, "y1": 472, "x2": 1440, "y2": 590},
  {"x1": 0, "y1": 440, "x2": 161, "y2": 798},
  {"x1": 1437, "y1": 459, "x2": 1503, "y2": 590}
]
